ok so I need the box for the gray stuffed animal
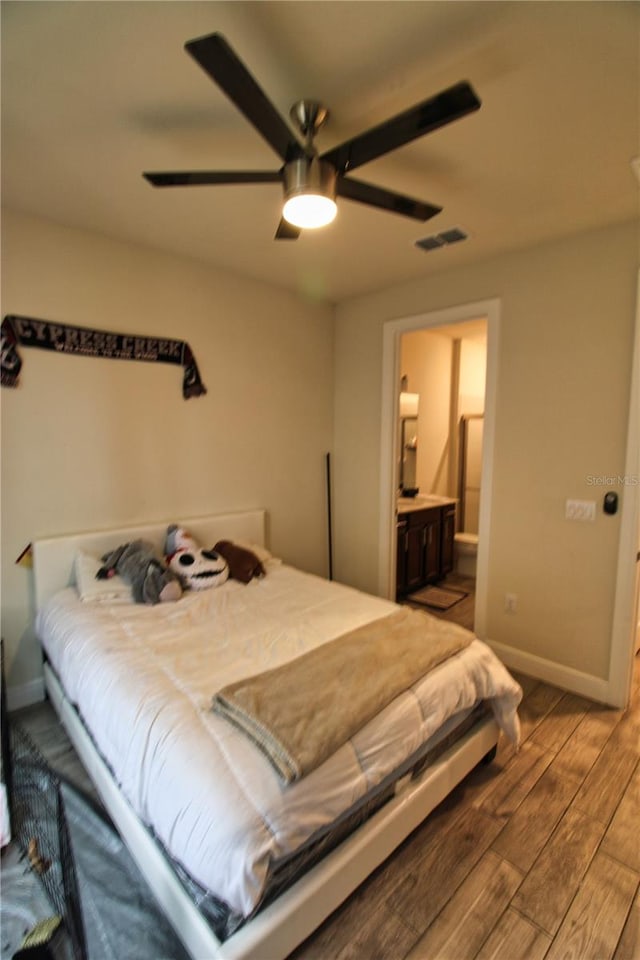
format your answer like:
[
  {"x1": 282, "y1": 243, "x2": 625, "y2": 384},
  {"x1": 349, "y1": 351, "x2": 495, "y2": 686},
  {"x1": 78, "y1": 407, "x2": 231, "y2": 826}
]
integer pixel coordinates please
[{"x1": 97, "y1": 539, "x2": 182, "y2": 605}]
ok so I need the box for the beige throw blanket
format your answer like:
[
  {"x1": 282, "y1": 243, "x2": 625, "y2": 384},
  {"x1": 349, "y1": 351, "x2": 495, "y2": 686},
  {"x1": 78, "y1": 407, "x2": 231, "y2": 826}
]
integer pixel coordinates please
[{"x1": 212, "y1": 607, "x2": 473, "y2": 784}]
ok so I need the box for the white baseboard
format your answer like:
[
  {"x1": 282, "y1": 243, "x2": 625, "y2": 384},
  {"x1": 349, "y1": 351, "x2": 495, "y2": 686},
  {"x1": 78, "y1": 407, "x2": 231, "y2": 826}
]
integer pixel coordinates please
[
  {"x1": 6, "y1": 677, "x2": 45, "y2": 712},
  {"x1": 487, "y1": 639, "x2": 611, "y2": 705}
]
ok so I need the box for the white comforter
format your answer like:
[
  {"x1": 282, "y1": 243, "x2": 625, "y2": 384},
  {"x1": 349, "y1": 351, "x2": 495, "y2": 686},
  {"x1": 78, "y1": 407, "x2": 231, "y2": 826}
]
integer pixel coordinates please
[{"x1": 37, "y1": 563, "x2": 521, "y2": 917}]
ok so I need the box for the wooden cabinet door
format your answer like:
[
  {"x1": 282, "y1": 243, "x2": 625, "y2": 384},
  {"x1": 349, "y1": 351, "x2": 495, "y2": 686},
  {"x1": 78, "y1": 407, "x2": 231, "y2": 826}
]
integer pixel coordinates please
[
  {"x1": 406, "y1": 524, "x2": 425, "y2": 591},
  {"x1": 423, "y1": 516, "x2": 441, "y2": 582},
  {"x1": 398, "y1": 503, "x2": 455, "y2": 594},
  {"x1": 440, "y1": 506, "x2": 456, "y2": 576}
]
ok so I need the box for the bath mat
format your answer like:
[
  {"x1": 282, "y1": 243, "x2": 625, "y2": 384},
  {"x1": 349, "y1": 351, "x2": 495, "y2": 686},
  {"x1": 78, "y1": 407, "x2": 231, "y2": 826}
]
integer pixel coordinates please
[{"x1": 408, "y1": 586, "x2": 468, "y2": 610}]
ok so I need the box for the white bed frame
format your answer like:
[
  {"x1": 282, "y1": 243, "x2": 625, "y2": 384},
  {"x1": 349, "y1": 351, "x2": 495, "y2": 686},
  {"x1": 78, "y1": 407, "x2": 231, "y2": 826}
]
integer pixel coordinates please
[{"x1": 33, "y1": 509, "x2": 499, "y2": 960}]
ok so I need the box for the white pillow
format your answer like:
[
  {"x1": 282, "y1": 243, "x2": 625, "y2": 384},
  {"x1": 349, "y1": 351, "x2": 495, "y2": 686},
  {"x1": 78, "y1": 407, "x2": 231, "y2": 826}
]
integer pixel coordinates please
[{"x1": 74, "y1": 550, "x2": 132, "y2": 604}]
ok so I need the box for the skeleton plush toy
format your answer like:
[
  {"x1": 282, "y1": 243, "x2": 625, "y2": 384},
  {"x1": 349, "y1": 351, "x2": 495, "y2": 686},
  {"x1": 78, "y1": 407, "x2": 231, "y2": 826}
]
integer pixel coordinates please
[{"x1": 164, "y1": 525, "x2": 229, "y2": 591}]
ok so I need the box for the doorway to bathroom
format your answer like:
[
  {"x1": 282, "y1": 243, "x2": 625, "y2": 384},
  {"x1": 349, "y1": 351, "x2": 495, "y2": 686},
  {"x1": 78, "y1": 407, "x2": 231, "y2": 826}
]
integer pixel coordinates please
[
  {"x1": 378, "y1": 298, "x2": 500, "y2": 641},
  {"x1": 398, "y1": 319, "x2": 488, "y2": 629}
]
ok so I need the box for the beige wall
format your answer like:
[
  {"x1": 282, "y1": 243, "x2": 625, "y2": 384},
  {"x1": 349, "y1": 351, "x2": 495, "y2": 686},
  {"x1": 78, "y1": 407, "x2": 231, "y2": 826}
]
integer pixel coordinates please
[
  {"x1": 459, "y1": 337, "x2": 487, "y2": 416},
  {"x1": 400, "y1": 330, "x2": 453, "y2": 496},
  {"x1": 333, "y1": 220, "x2": 639, "y2": 686},
  {"x1": 1, "y1": 211, "x2": 334, "y2": 697},
  {"x1": 400, "y1": 326, "x2": 488, "y2": 501},
  {"x1": 3, "y1": 212, "x2": 637, "y2": 701},
  {"x1": 459, "y1": 336, "x2": 487, "y2": 532}
]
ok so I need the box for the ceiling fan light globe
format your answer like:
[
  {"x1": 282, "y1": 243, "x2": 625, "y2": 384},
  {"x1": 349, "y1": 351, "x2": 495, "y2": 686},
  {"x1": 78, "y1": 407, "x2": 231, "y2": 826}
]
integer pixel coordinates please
[
  {"x1": 282, "y1": 157, "x2": 337, "y2": 229},
  {"x1": 282, "y1": 194, "x2": 337, "y2": 229}
]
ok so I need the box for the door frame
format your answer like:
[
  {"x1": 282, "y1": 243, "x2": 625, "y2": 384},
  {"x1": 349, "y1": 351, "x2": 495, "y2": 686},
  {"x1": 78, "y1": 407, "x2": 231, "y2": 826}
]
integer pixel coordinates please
[
  {"x1": 378, "y1": 297, "x2": 501, "y2": 641},
  {"x1": 608, "y1": 268, "x2": 640, "y2": 706}
]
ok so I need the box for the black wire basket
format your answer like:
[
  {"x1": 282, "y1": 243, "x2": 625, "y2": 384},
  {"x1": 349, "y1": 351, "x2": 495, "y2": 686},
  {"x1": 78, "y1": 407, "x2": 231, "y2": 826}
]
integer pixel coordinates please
[{"x1": 9, "y1": 723, "x2": 87, "y2": 960}]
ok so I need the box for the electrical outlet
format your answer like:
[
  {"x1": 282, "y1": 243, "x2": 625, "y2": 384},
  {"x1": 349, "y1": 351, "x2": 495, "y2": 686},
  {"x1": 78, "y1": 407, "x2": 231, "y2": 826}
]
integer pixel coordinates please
[
  {"x1": 504, "y1": 593, "x2": 517, "y2": 614},
  {"x1": 565, "y1": 499, "x2": 596, "y2": 521}
]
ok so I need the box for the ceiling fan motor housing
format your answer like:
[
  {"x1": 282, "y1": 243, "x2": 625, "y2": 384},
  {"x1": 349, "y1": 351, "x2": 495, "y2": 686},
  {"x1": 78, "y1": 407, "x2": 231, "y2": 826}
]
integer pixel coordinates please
[{"x1": 284, "y1": 157, "x2": 337, "y2": 202}]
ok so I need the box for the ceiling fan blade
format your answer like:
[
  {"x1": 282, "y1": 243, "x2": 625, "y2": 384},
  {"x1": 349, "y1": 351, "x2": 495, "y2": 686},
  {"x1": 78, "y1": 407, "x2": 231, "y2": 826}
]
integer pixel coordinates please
[
  {"x1": 185, "y1": 33, "x2": 305, "y2": 163},
  {"x1": 143, "y1": 170, "x2": 282, "y2": 187},
  {"x1": 337, "y1": 176, "x2": 441, "y2": 221},
  {"x1": 322, "y1": 81, "x2": 480, "y2": 174},
  {"x1": 275, "y1": 218, "x2": 301, "y2": 240}
]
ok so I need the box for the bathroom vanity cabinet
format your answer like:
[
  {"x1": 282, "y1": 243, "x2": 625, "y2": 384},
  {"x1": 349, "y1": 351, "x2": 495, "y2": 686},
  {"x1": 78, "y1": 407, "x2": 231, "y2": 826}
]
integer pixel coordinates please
[{"x1": 396, "y1": 499, "x2": 456, "y2": 598}]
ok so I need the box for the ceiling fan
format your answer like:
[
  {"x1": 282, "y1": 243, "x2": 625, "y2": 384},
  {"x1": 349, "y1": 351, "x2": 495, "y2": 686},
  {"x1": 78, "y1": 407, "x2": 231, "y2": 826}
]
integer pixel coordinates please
[{"x1": 143, "y1": 32, "x2": 481, "y2": 240}]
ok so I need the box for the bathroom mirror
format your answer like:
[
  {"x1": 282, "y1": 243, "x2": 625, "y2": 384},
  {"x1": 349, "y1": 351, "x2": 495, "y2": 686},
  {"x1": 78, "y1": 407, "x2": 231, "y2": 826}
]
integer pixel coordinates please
[{"x1": 400, "y1": 416, "x2": 418, "y2": 495}]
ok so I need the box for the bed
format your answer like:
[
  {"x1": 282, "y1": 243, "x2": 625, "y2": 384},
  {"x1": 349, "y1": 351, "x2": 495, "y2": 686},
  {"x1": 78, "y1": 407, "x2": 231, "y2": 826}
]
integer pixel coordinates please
[{"x1": 33, "y1": 509, "x2": 522, "y2": 960}]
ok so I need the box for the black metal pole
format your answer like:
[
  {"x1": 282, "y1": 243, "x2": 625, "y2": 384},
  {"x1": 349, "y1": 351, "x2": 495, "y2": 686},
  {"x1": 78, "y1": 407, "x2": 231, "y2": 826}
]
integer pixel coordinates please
[{"x1": 326, "y1": 452, "x2": 333, "y2": 580}]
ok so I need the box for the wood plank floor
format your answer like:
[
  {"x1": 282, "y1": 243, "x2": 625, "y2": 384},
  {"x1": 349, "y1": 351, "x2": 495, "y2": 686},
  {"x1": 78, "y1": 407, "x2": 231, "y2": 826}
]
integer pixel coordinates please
[
  {"x1": 10, "y1": 652, "x2": 639, "y2": 960},
  {"x1": 290, "y1": 655, "x2": 640, "y2": 960}
]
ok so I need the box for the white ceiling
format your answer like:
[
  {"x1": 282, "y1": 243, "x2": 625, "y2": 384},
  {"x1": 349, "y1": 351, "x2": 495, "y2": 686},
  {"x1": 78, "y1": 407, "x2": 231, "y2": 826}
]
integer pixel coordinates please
[{"x1": 2, "y1": 1, "x2": 638, "y2": 304}]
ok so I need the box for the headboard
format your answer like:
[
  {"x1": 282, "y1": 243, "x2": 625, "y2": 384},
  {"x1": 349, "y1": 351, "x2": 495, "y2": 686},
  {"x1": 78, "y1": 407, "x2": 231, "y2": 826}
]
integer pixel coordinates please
[{"x1": 33, "y1": 509, "x2": 266, "y2": 610}]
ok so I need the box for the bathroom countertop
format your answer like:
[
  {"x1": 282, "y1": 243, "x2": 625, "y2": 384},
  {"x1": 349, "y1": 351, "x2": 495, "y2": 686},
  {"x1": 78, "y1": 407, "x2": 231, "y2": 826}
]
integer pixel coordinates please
[{"x1": 397, "y1": 495, "x2": 457, "y2": 515}]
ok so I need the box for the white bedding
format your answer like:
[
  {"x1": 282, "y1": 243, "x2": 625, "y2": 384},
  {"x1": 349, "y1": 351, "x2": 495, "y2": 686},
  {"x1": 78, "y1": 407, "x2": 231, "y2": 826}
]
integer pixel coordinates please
[{"x1": 36, "y1": 562, "x2": 521, "y2": 918}]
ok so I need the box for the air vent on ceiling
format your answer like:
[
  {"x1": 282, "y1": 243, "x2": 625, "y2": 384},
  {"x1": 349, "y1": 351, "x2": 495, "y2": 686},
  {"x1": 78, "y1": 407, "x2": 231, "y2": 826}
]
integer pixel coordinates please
[{"x1": 415, "y1": 227, "x2": 468, "y2": 252}]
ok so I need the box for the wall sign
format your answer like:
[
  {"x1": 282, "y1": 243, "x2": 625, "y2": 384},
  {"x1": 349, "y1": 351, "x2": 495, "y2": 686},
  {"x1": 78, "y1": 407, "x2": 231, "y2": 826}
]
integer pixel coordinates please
[{"x1": 1, "y1": 314, "x2": 207, "y2": 399}]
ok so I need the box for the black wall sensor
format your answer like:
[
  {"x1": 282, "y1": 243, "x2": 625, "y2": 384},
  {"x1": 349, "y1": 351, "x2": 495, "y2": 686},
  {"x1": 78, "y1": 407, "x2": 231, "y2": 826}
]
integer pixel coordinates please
[{"x1": 603, "y1": 492, "x2": 618, "y2": 515}]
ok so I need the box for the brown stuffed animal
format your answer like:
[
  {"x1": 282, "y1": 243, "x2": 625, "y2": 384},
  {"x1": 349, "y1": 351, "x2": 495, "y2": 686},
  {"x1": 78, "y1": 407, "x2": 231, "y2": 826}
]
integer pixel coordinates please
[{"x1": 214, "y1": 540, "x2": 265, "y2": 583}]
